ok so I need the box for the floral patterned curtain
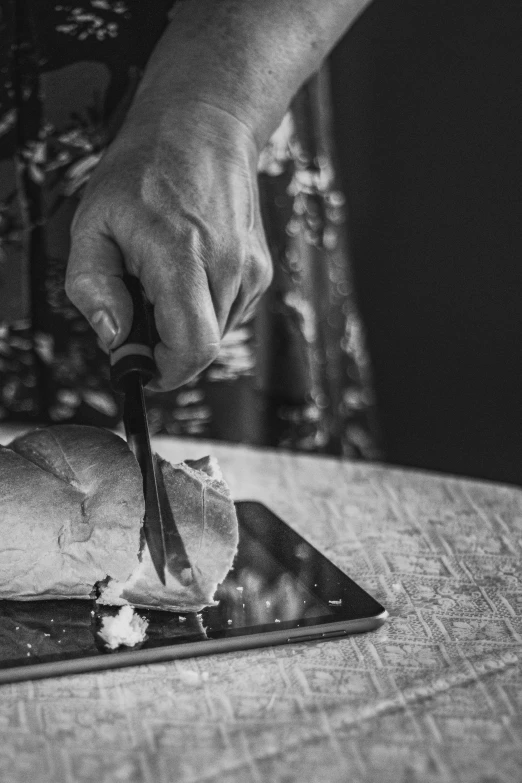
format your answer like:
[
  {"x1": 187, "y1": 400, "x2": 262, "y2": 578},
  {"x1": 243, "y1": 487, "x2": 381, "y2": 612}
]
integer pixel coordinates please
[{"x1": 0, "y1": 0, "x2": 380, "y2": 458}]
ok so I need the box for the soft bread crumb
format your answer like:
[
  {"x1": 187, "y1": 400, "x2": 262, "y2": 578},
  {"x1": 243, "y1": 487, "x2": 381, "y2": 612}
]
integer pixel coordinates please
[
  {"x1": 98, "y1": 605, "x2": 148, "y2": 650},
  {"x1": 184, "y1": 455, "x2": 223, "y2": 482},
  {"x1": 96, "y1": 456, "x2": 238, "y2": 613}
]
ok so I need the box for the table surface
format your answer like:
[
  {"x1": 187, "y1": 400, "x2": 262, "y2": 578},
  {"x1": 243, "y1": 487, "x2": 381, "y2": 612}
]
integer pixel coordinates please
[{"x1": 0, "y1": 427, "x2": 521, "y2": 783}]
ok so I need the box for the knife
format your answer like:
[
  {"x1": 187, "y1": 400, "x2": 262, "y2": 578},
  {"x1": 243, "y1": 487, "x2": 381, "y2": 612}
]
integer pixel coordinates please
[{"x1": 110, "y1": 274, "x2": 193, "y2": 587}]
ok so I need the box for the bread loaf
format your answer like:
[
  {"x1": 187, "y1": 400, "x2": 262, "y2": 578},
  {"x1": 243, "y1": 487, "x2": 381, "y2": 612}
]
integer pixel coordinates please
[{"x1": 0, "y1": 425, "x2": 238, "y2": 612}]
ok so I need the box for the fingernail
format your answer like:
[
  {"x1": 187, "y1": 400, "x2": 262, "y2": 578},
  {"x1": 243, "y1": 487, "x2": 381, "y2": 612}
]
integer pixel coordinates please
[{"x1": 90, "y1": 310, "x2": 118, "y2": 349}]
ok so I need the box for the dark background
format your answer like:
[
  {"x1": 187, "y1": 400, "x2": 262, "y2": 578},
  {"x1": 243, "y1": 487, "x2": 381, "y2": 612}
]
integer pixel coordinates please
[{"x1": 329, "y1": 0, "x2": 522, "y2": 485}]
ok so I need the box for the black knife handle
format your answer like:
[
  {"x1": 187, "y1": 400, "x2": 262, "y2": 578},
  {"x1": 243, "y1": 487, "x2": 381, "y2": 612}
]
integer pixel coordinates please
[{"x1": 110, "y1": 273, "x2": 157, "y2": 391}]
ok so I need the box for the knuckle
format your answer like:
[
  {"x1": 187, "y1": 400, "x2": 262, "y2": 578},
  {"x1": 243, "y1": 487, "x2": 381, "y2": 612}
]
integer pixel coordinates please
[
  {"x1": 246, "y1": 246, "x2": 273, "y2": 295},
  {"x1": 64, "y1": 270, "x2": 84, "y2": 303},
  {"x1": 259, "y1": 254, "x2": 274, "y2": 292},
  {"x1": 64, "y1": 270, "x2": 103, "y2": 310},
  {"x1": 157, "y1": 335, "x2": 220, "y2": 391},
  {"x1": 185, "y1": 217, "x2": 222, "y2": 272},
  {"x1": 203, "y1": 337, "x2": 221, "y2": 365},
  {"x1": 192, "y1": 323, "x2": 221, "y2": 371}
]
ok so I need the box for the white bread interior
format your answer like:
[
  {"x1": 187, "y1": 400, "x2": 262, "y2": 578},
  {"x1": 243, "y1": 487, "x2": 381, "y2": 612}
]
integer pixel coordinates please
[
  {"x1": 0, "y1": 425, "x2": 238, "y2": 612},
  {"x1": 98, "y1": 455, "x2": 239, "y2": 611}
]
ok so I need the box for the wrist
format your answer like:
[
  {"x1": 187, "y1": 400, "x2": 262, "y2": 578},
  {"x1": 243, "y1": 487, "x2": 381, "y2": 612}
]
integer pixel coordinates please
[
  {"x1": 130, "y1": 68, "x2": 278, "y2": 155},
  {"x1": 120, "y1": 92, "x2": 260, "y2": 164},
  {"x1": 123, "y1": 0, "x2": 373, "y2": 152},
  {"x1": 128, "y1": 2, "x2": 305, "y2": 151}
]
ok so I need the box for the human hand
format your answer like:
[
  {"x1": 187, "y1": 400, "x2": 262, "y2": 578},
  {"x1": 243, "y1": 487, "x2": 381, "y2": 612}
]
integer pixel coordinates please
[{"x1": 65, "y1": 100, "x2": 272, "y2": 391}]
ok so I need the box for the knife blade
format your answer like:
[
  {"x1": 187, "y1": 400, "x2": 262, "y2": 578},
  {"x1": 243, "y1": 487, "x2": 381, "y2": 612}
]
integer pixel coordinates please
[{"x1": 110, "y1": 273, "x2": 193, "y2": 586}]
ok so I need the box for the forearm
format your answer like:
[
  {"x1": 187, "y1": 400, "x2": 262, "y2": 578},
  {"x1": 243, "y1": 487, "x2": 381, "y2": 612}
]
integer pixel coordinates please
[{"x1": 131, "y1": 0, "x2": 373, "y2": 150}]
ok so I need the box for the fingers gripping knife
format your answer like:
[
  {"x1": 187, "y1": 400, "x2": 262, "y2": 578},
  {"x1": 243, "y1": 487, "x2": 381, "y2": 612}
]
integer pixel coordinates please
[{"x1": 110, "y1": 274, "x2": 192, "y2": 587}]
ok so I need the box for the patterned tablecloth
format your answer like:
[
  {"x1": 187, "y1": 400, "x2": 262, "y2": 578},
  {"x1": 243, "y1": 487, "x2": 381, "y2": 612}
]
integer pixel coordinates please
[{"x1": 0, "y1": 429, "x2": 521, "y2": 783}]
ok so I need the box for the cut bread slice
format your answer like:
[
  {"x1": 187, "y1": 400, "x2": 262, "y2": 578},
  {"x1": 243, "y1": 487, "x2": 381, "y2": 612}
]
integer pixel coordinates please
[
  {"x1": 0, "y1": 425, "x2": 238, "y2": 612},
  {"x1": 98, "y1": 454, "x2": 239, "y2": 611}
]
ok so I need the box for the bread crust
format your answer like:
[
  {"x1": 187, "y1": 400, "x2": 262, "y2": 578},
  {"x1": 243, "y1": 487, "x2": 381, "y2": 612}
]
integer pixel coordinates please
[
  {"x1": 0, "y1": 426, "x2": 238, "y2": 612},
  {"x1": 1, "y1": 426, "x2": 144, "y2": 600}
]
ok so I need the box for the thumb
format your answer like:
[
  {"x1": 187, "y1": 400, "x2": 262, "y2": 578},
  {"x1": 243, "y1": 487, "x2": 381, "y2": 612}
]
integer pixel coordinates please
[{"x1": 66, "y1": 228, "x2": 133, "y2": 350}]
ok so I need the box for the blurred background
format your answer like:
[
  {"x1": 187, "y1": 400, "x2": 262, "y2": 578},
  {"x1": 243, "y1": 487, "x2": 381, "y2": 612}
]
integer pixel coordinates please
[{"x1": 1, "y1": 0, "x2": 521, "y2": 485}]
